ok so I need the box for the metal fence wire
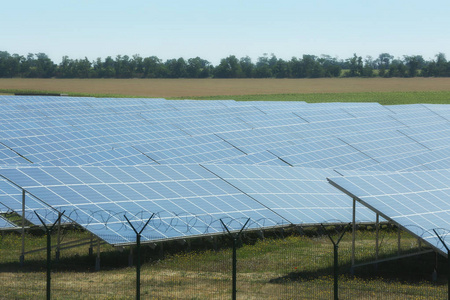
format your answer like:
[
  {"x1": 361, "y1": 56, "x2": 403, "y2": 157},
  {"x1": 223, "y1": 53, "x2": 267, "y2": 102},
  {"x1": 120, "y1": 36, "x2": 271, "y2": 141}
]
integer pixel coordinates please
[{"x1": 0, "y1": 226, "x2": 448, "y2": 299}]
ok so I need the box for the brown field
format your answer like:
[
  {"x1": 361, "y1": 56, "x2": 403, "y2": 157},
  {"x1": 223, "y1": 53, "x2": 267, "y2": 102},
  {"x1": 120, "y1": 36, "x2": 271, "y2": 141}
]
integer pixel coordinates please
[{"x1": 2, "y1": 78, "x2": 450, "y2": 98}]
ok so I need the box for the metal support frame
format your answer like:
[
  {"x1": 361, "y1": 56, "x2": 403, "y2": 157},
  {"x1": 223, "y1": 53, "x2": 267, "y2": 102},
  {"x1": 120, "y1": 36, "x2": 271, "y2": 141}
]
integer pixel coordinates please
[
  {"x1": 124, "y1": 214, "x2": 154, "y2": 300},
  {"x1": 34, "y1": 210, "x2": 64, "y2": 300},
  {"x1": 321, "y1": 223, "x2": 350, "y2": 300},
  {"x1": 22, "y1": 237, "x2": 105, "y2": 256},
  {"x1": 397, "y1": 225, "x2": 401, "y2": 255},
  {"x1": 220, "y1": 218, "x2": 250, "y2": 300}
]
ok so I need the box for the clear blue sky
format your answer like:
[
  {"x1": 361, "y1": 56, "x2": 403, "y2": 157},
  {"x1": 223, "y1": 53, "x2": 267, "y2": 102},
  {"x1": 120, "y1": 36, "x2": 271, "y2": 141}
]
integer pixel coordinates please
[{"x1": 3, "y1": 0, "x2": 449, "y2": 65}]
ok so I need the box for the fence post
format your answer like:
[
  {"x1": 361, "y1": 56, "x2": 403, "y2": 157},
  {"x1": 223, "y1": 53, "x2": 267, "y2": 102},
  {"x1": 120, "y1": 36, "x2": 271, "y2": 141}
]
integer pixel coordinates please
[
  {"x1": 20, "y1": 189, "x2": 25, "y2": 265},
  {"x1": 433, "y1": 229, "x2": 450, "y2": 300},
  {"x1": 220, "y1": 218, "x2": 250, "y2": 300},
  {"x1": 321, "y1": 223, "x2": 350, "y2": 300},
  {"x1": 34, "y1": 211, "x2": 65, "y2": 300},
  {"x1": 124, "y1": 214, "x2": 154, "y2": 300}
]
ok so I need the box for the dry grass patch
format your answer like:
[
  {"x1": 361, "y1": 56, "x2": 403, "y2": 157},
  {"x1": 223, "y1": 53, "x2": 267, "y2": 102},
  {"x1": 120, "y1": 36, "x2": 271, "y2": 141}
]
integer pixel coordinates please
[{"x1": 2, "y1": 78, "x2": 450, "y2": 98}]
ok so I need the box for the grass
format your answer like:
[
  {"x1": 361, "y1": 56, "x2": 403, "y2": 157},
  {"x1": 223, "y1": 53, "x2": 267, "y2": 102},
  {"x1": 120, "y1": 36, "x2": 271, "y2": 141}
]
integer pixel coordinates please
[
  {"x1": 0, "y1": 227, "x2": 447, "y2": 299},
  {"x1": 173, "y1": 91, "x2": 450, "y2": 105}
]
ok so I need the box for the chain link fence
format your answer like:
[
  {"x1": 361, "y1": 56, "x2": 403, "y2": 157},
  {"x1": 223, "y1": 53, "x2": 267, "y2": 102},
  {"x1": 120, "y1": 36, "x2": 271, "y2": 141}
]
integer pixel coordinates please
[{"x1": 0, "y1": 226, "x2": 448, "y2": 299}]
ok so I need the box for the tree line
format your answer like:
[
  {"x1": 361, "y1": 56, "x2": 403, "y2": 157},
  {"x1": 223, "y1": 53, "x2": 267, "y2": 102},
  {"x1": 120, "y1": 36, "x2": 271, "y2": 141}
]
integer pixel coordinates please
[{"x1": 1, "y1": 51, "x2": 450, "y2": 79}]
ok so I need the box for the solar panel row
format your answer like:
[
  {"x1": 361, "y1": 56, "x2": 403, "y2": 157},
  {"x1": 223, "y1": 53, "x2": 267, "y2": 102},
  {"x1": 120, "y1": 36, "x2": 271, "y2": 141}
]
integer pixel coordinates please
[{"x1": 0, "y1": 96, "x2": 448, "y2": 250}]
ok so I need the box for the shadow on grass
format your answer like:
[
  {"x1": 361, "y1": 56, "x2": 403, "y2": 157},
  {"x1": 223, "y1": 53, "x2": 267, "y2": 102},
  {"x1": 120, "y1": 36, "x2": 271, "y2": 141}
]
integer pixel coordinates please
[{"x1": 269, "y1": 251, "x2": 448, "y2": 286}]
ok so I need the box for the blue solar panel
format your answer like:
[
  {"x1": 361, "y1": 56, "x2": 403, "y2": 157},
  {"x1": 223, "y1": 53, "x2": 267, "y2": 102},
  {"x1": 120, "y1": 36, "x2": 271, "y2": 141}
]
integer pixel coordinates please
[
  {"x1": 204, "y1": 164, "x2": 376, "y2": 225},
  {"x1": 356, "y1": 147, "x2": 450, "y2": 172},
  {"x1": 0, "y1": 165, "x2": 287, "y2": 244},
  {"x1": 215, "y1": 151, "x2": 288, "y2": 166},
  {"x1": 0, "y1": 178, "x2": 61, "y2": 225},
  {"x1": 328, "y1": 170, "x2": 450, "y2": 254},
  {"x1": 268, "y1": 138, "x2": 378, "y2": 169},
  {"x1": 0, "y1": 215, "x2": 16, "y2": 229},
  {"x1": 134, "y1": 134, "x2": 247, "y2": 164},
  {"x1": 0, "y1": 95, "x2": 449, "y2": 247}
]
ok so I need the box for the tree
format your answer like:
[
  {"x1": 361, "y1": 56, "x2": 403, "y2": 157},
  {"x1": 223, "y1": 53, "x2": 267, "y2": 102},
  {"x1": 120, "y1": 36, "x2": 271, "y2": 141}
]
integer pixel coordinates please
[
  {"x1": 132, "y1": 54, "x2": 144, "y2": 78},
  {"x1": 434, "y1": 53, "x2": 449, "y2": 76},
  {"x1": 362, "y1": 56, "x2": 375, "y2": 77},
  {"x1": 214, "y1": 55, "x2": 242, "y2": 78},
  {"x1": 404, "y1": 55, "x2": 424, "y2": 77},
  {"x1": 0, "y1": 51, "x2": 22, "y2": 77},
  {"x1": 239, "y1": 56, "x2": 254, "y2": 78},
  {"x1": 142, "y1": 56, "x2": 166, "y2": 78},
  {"x1": 187, "y1": 57, "x2": 211, "y2": 78},
  {"x1": 254, "y1": 53, "x2": 272, "y2": 78},
  {"x1": 346, "y1": 54, "x2": 363, "y2": 77},
  {"x1": 272, "y1": 59, "x2": 290, "y2": 78},
  {"x1": 376, "y1": 53, "x2": 394, "y2": 77},
  {"x1": 165, "y1": 58, "x2": 188, "y2": 78},
  {"x1": 388, "y1": 59, "x2": 407, "y2": 77},
  {"x1": 289, "y1": 57, "x2": 303, "y2": 78}
]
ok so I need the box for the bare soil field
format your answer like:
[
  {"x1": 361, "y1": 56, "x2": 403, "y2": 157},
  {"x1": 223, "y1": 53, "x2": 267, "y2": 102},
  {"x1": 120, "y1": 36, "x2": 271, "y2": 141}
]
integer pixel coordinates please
[{"x1": 1, "y1": 78, "x2": 450, "y2": 98}]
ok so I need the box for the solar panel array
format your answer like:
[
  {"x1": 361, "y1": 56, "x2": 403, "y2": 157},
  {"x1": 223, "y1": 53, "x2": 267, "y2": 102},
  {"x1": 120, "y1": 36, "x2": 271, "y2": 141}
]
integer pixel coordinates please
[{"x1": 0, "y1": 95, "x2": 449, "y2": 249}]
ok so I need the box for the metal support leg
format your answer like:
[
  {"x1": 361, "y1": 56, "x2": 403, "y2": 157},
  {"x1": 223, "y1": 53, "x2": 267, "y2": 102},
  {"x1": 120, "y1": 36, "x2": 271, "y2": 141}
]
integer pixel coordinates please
[
  {"x1": 213, "y1": 236, "x2": 218, "y2": 252},
  {"x1": 397, "y1": 226, "x2": 401, "y2": 256},
  {"x1": 351, "y1": 198, "x2": 356, "y2": 273},
  {"x1": 20, "y1": 190, "x2": 25, "y2": 266},
  {"x1": 159, "y1": 242, "x2": 164, "y2": 260},
  {"x1": 129, "y1": 246, "x2": 133, "y2": 267},
  {"x1": 187, "y1": 239, "x2": 192, "y2": 252},
  {"x1": 95, "y1": 238, "x2": 101, "y2": 271},
  {"x1": 375, "y1": 214, "x2": 379, "y2": 261},
  {"x1": 89, "y1": 235, "x2": 93, "y2": 256}
]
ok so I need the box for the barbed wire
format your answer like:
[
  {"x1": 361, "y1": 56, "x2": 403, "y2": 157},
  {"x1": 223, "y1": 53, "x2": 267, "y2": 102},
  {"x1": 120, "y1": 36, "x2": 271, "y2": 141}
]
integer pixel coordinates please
[{"x1": 8, "y1": 207, "x2": 450, "y2": 253}]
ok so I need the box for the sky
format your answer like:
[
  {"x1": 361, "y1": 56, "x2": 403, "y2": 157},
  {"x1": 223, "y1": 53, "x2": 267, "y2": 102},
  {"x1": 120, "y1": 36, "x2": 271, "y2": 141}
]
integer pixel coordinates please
[{"x1": 2, "y1": 0, "x2": 450, "y2": 65}]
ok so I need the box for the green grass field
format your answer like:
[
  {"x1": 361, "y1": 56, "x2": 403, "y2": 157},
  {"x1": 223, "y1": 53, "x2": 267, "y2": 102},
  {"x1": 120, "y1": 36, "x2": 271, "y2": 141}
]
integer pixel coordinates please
[{"x1": 175, "y1": 91, "x2": 450, "y2": 105}]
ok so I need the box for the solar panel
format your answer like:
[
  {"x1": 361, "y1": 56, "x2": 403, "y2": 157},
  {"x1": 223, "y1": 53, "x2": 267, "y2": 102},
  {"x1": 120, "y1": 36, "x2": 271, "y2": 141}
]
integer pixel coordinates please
[
  {"x1": 355, "y1": 147, "x2": 450, "y2": 172},
  {"x1": 133, "y1": 134, "x2": 248, "y2": 165},
  {"x1": 215, "y1": 151, "x2": 288, "y2": 166},
  {"x1": 0, "y1": 165, "x2": 287, "y2": 245},
  {"x1": 0, "y1": 95, "x2": 448, "y2": 248},
  {"x1": 0, "y1": 215, "x2": 16, "y2": 229},
  {"x1": 328, "y1": 170, "x2": 450, "y2": 254},
  {"x1": 203, "y1": 164, "x2": 376, "y2": 225},
  {"x1": 268, "y1": 138, "x2": 379, "y2": 169},
  {"x1": 0, "y1": 178, "x2": 62, "y2": 225}
]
